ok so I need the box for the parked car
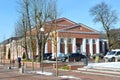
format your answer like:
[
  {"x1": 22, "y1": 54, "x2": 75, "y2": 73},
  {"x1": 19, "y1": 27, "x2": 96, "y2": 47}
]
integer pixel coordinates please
[
  {"x1": 43, "y1": 53, "x2": 52, "y2": 60},
  {"x1": 65, "y1": 53, "x2": 86, "y2": 62},
  {"x1": 35, "y1": 53, "x2": 52, "y2": 60},
  {"x1": 92, "y1": 53, "x2": 104, "y2": 59},
  {"x1": 104, "y1": 49, "x2": 120, "y2": 62},
  {"x1": 50, "y1": 53, "x2": 66, "y2": 62},
  {"x1": 57, "y1": 52, "x2": 66, "y2": 62}
]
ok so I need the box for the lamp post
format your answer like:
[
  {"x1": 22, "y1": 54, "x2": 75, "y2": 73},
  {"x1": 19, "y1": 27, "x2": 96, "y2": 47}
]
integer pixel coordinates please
[{"x1": 40, "y1": 27, "x2": 44, "y2": 72}]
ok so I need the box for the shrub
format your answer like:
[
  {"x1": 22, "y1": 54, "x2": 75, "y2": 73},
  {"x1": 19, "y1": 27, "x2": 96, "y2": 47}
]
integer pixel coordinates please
[{"x1": 60, "y1": 65, "x2": 69, "y2": 70}]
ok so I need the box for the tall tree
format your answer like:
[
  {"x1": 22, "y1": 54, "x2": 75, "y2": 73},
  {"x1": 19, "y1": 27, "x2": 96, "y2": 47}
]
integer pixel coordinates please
[
  {"x1": 17, "y1": 0, "x2": 35, "y2": 70},
  {"x1": 17, "y1": 0, "x2": 59, "y2": 74},
  {"x1": 89, "y1": 2, "x2": 118, "y2": 50},
  {"x1": 30, "y1": 0, "x2": 59, "y2": 76}
]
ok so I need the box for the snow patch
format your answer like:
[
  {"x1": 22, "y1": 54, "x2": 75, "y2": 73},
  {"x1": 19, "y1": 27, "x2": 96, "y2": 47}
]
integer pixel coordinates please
[
  {"x1": 36, "y1": 71, "x2": 53, "y2": 75},
  {"x1": 27, "y1": 71, "x2": 53, "y2": 76},
  {"x1": 59, "y1": 75, "x2": 81, "y2": 80},
  {"x1": 87, "y1": 62, "x2": 120, "y2": 69}
]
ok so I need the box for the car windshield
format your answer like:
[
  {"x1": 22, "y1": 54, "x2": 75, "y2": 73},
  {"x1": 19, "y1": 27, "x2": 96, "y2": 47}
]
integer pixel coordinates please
[{"x1": 107, "y1": 51, "x2": 116, "y2": 55}]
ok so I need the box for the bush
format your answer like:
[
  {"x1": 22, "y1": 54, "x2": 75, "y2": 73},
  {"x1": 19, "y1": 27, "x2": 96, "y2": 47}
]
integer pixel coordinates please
[{"x1": 60, "y1": 65, "x2": 69, "y2": 70}]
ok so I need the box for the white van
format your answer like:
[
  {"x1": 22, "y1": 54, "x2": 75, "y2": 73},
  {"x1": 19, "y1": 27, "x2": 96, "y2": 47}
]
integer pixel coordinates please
[{"x1": 104, "y1": 49, "x2": 120, "y2": 62}]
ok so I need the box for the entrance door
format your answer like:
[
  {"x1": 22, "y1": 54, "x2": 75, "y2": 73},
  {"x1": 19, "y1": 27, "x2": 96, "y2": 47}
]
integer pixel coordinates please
[
  {"x1": 76, "y1": 43, "x2": 81, "y2": 53},
  {"x1": 76, "y1": 38, "x2": 82, "y2": 53}
]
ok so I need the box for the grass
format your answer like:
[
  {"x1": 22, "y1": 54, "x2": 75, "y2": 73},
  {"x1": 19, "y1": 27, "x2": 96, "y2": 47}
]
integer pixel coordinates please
[{"x1": 59, "y1": 65, "x2": 69, "y2": 70}]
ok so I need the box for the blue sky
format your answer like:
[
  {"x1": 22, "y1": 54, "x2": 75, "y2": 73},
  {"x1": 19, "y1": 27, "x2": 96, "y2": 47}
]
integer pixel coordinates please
[{"x1": 0, "y1": 0, "x2": 120, "y2": 42}]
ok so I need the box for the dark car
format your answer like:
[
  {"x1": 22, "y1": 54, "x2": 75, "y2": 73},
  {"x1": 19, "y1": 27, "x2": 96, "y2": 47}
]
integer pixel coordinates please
[
  {"x1": 35, "y1": 53, "x2": 52, "y2": 60},
  {"x1": 65, "y1": 53, "x2": 86, "y2": 62},
  {"x1": 51, "y1": 53, "x2": 66, "y2": 62},
  {"x1": 43, "y1": 53, "x2": 52, "y2": 60}
]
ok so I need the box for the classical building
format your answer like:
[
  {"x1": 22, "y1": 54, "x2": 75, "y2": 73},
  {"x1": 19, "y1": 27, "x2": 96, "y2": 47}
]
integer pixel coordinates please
[
  {"x1": 0, "y1": 18, "x2": 108, "y2": 60},
  {"x1": 41, "y1": 18, "x2": 108, "y2": 57}
]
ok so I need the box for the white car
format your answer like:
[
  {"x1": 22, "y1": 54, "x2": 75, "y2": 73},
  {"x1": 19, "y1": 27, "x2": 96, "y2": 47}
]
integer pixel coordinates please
[{"x1": 104, "y1": 49, "x2": 120, "y2": 62}]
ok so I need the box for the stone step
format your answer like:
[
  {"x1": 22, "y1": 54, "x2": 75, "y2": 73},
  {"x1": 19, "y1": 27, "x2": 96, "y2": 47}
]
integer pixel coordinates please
[
  {"x1": 82, "y1": 65, "x2": 120, "y2": 72},
  {"x1": 78, "y1": 68, "x2": 120, "y2": 74},
  {"x1": 78, "y1": 70, "x2": 120, "y2": 78}
]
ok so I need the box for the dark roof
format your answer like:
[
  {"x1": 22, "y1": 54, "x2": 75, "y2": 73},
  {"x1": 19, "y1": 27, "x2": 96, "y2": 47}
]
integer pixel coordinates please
[{"x1": 0, "y1": 37, "x2": 21, "y2": 45}]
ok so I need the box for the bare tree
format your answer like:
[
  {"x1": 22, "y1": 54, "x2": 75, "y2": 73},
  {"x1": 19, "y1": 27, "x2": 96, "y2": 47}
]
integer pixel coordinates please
[
  {"x1": 17, "y1": 0, "x2": 35, "y2": 70},
  {"x1": 17, "y1": 0, "x2": 59, "y2": 74},
  {"x1": 109, "y1": 29, "x2": 120, "y2": 49},
  {"x1": 14, "y1": 17, "x2": 29, "y2": 60},
  {"x1": 30, "y1": 0, "x2": 59, "y2": 76},
  {"x1": 89, "y1": 2, "x2": 118, "y2": 50},
  {"x1": 21, "y1": 14, "x2": 29, "y2": 60},
  {"x1": 31, "y1": 1, "x2": 55, "y2": 59}
]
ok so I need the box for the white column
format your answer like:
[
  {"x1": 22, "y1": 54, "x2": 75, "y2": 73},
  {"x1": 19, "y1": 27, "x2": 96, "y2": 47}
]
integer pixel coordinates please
[
  {"x1": 89, "y1": 39, "x2": 93, "y2": 56},
  {"x1": 82, "y1": 38, "x2": 86, "y2": 53},
  {"x1": 45, "y1": 42, "x2": 48, "y2": 53},
  {"x1": 65, "y1": 38, "x2": 68, "y2": 54},
  {"x1": 52, "y1": 40, "x2": 54, "y2": 58},
  {"x1": 72, "y1": 38, "x2": 76, "y2": 53},
  {"x1": 96, "y1": 39, "x2": 100, "y2": 53},
  {"x1": 57, "y1": 37, "x2": 60, "y2": 54}
]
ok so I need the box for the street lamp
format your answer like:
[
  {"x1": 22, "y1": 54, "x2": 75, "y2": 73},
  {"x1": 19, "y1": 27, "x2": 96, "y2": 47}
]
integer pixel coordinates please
[{"x1": 40, "y1": 27, "x2": 44, "y2": 72}]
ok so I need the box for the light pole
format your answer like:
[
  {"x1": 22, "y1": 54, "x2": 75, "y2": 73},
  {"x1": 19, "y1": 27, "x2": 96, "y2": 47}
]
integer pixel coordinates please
[{"x1": 40, "y1": 27, "x2": 44, "y2": 72}]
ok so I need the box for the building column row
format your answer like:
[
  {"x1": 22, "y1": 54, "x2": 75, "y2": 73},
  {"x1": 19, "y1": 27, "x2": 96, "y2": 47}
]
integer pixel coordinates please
[
  {"x1": 82, "y1": 38, "x2": 100, "y2": 55},
  {"x1": 44, "y1": 37, "x2": 100, "y2": 57}
]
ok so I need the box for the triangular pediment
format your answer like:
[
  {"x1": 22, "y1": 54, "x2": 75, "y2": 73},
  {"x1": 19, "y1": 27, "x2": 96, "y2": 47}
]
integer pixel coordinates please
[
  {"x1": 56, "y1": 17, "x2": 77, "y2": 27},
  {"x1": 58, "y1": 23, "x2": 99, "y2": 34},
  {"x1": 66, "y1": 25, "x2": 94, "y2": 32}
]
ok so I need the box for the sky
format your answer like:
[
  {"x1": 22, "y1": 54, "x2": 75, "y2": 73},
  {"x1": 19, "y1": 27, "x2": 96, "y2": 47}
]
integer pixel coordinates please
[{"x1": 0, "y1": 0, "x2": 120, "y2": 42}]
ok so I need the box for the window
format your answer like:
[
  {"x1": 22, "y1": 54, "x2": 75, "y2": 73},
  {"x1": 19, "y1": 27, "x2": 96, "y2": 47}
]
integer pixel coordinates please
[
  {"x1": 116, "y1": 51, "x2": 120, "y2": 55},
  {"x1": 93, "y1": 39, "x2": 96, "y2": 44},
  {"x1": 86, "y1": 39, "x2": 89, "y2": 44},
  {"x1": 60, "y1": 38, "x2": 64, "y2": 44},
  {"x1": 67, "y1": 38, "x2": 72, "y2": 44}
]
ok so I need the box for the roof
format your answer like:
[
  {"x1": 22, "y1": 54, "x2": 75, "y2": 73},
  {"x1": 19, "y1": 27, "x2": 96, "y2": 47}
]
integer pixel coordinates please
[
  {"x1": 0, "y1": 37, "x2": 21, "y2": 45},
  {"x1": 27, "y1": 17, "x2": 100, "y2": 36},
  {"x1": 57, "y1": 22, "x2": 100, "y2": 35}
]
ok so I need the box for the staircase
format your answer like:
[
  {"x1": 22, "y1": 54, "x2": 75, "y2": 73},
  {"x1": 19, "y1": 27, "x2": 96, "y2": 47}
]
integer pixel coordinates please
[{"x1": 77, "y1": 62, "x2": 120, "y2": 78}]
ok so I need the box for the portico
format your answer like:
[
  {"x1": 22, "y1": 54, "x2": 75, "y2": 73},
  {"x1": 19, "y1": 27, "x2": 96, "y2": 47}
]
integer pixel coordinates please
[
  {"x1": 46, "y1": 37, "x2": 100, "y2": 57},
  {"x1": 43, "y1": 18, "x2": 103, "y2": 58}
]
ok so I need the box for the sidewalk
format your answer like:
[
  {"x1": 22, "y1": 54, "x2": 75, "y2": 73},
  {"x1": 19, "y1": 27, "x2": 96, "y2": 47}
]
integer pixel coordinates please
[{"x1": 0, "y1": 60, "x2": 120, "y2": 80}]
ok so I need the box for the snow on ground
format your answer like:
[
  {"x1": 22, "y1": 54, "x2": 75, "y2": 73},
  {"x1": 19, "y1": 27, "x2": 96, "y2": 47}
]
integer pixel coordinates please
[
  {"x1": 36, "y1": 71, "x2": 53, "y2": 76},
  {"x1": 27, "y1": 71, "x2": 81, "y2": 79},
  {"x1": 59, "y1": 75, "x2": 81, "y2": 80},
  {"x1": 86, "y1": 62, "x2": 120, "y2": 69},
  {"x1": 27, "y1": 71, "x2": 53, "y2": 76}
]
